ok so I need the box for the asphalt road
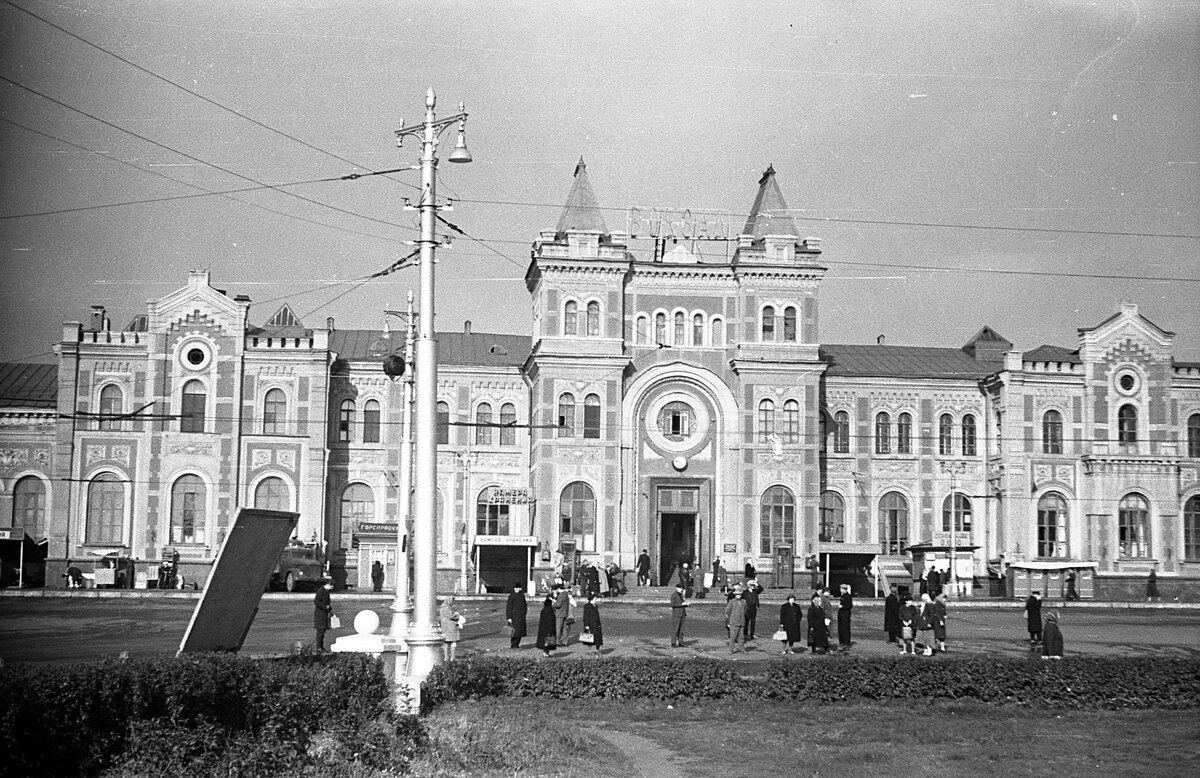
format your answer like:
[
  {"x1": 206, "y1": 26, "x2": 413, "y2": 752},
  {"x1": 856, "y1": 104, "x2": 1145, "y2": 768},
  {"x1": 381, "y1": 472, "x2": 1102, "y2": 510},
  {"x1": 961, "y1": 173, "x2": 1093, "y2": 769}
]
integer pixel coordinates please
[{"x1": 2, "y1": 593, "x2": 1198, "y2": 665}]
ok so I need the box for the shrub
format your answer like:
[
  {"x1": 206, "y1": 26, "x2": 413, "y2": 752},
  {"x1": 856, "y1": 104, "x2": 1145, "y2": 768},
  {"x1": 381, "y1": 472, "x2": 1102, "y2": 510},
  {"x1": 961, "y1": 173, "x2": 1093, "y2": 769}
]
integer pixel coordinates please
[{"x1": 421, "y1": 655, "x2": 1200, "y2": 712}]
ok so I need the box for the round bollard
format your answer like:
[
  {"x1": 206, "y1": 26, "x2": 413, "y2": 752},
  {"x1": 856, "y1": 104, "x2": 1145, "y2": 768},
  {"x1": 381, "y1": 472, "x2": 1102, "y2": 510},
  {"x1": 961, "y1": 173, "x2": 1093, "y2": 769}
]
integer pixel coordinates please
[{"x1": 354, "y1": 609, "x2": 380, "y2": 635}]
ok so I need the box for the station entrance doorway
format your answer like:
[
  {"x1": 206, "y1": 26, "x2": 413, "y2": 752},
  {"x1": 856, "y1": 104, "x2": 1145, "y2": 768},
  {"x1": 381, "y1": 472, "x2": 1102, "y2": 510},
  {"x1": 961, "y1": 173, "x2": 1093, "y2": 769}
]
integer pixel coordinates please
[{"x1": 655, "y1": 484, "x2": 702, "y2": 586}]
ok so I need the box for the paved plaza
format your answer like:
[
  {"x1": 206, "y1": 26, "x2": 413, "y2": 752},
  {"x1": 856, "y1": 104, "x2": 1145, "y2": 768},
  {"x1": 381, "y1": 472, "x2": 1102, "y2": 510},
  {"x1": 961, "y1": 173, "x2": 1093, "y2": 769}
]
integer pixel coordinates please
[{"x1": 1, "y1": 590, "x2": 1197, "y2": 665}]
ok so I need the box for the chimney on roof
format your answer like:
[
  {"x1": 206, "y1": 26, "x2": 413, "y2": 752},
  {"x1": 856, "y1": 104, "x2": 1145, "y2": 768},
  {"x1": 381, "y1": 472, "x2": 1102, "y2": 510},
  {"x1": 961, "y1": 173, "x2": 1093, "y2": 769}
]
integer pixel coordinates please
[
  {"x1": 89, "y1": 305, "x2": 106, "y2": 332},
  {"x1": 876, "y1": 334, "x2": 885, "y2": 345},
  {"x1": 326, "y1": 317, "x2": 335, "y2": 332},
  {"x1": 464, "y1": 320, "x2": 472, "y2": 334}
]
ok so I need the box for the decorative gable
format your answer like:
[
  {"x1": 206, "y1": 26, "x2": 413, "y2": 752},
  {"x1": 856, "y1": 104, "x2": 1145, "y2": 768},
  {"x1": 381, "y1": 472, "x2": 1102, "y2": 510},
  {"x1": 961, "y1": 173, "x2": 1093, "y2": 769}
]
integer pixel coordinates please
[
  {"x1": 147, "y1": 271, "x2": 249, "y2": 336},
  {"x1": 1078, "y1": 303, "x2": 1174, "y2": 366}
]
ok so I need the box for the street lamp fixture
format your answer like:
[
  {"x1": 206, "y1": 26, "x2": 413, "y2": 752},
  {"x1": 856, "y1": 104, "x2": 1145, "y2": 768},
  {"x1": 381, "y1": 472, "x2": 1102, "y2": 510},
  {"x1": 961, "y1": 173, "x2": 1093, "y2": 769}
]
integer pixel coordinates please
[{"x1": 391, "y1": 88, "x2": 472, "y2": 702}]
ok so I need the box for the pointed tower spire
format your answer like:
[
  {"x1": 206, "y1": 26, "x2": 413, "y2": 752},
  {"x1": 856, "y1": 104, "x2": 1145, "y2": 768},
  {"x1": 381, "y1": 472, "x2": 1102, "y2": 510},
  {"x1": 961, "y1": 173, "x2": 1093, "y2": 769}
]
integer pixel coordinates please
[
  {"x1": 556, "y1": 157, "x2": 608, "y2": 235},
  {"x1": 741, "y1": 164, "x2": 799, "y2": 239}
]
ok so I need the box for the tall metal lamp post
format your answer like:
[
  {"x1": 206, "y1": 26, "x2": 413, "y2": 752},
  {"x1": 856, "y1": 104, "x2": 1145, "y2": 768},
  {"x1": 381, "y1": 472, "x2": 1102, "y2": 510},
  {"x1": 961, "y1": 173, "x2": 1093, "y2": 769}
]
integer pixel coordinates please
[
  {"x1": 374, "y1": 294, "x2": 416, "y2": 642},
  {"x1": 392, "y1": 88, "x2": 472, "y2": 692},
  {"x1": 941, "y1": 461, "x2": 967, "y2": 596}
]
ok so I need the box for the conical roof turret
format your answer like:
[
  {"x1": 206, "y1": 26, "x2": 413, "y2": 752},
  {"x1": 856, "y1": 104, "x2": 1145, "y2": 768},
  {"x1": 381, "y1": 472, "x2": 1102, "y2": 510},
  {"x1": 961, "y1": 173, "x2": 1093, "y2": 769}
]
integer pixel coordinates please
[
  {"x1": 741, "y1": 164, "x2": 799, "y2": 239},
  {"x1": 556, "y1": 157, "x2": 608, "y2": 235}
]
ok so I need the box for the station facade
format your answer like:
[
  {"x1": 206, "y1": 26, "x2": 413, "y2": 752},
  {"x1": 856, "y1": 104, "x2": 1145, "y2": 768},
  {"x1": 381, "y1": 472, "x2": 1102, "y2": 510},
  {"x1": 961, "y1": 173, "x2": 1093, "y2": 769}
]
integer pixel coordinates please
[{"x1": 1, "y1": 163, "x2": 1198, "y2": 597}]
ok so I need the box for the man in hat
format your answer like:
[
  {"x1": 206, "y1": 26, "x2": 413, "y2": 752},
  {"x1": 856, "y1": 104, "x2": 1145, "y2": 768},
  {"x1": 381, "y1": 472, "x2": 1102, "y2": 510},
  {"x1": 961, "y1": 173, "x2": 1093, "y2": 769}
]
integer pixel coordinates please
[
  {"x1": 505, "y1": 582, "x2": 528, "y2": 649},
  {"x1": 725, "y1": 584, "x2": 747, "y2": 653},
  {"x1": 636, "y1": 549, "x2": 651, "y2": 586},
  {"x1": 1024, "y1": 590, "x2": 1043, "y2": 647},
  {"x1": 669, "y1": 582, "x2": 688, "y2": 647},
  {"x1": 313, "y1": 578, "x2": 335, "y2": 652}
]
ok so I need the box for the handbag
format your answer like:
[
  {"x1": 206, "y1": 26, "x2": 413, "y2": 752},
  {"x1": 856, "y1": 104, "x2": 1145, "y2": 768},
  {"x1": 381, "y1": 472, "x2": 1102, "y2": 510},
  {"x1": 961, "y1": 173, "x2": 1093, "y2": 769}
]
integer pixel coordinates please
[
  {"x1": 901, "y1": 625, "x2": 914, "y2": 640},
  {"x1": 330, "y1": 614, "x2": 341, "y2": 629},
  {"x1": 501, "y1": 624, "x2": 514, "y2": 638},
  {"x1": 771, "y1": 627, "x2": 788, "y2": 642},
  {"x1": 580, "y1": 630, "x2": 595, "y2": 644}
]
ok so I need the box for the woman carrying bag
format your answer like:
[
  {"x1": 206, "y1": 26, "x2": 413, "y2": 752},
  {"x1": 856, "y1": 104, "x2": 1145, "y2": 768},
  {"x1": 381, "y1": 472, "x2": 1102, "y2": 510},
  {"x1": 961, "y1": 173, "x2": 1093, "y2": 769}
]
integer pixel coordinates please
[{"x1": 581, "y1": 593, "x2": 603, "y2": 653}]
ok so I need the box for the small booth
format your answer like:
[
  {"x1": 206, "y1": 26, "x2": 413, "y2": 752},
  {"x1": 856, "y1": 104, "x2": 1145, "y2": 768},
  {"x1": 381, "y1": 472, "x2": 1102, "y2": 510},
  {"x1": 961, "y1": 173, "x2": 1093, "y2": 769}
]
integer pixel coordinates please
[
  {"x1": 907, "y1": 540, "x2": 980, "y2": 597},
  {"x1": 90, "y1": 550, "x2": 135, "y2": 589},
  {"x1": 354, "y1": 522, "x2": 403, "y2": 592},
  {"x1": 473, "y1": 535, "x2": 537, "y2": 594},
  {"x1": 0, "y1": 528, "x2": 46, "y2": 588},
  {"x1": 1007, "y1": 561, "x2": 1097, "y2": 600}
]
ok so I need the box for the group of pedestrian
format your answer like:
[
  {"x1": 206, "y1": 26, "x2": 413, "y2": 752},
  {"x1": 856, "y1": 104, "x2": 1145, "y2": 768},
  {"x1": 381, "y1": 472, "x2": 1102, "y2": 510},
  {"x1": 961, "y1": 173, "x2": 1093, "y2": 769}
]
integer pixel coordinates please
[
  {"x1": 529, "y1": 581, "x2": 604, "y2": 657},
  {"x1": 1023, "y1": 590, "x2": 1064, "y2": 658},
  {"x1": 886, "y1": 589, "x2": 948, "y2": 656}
]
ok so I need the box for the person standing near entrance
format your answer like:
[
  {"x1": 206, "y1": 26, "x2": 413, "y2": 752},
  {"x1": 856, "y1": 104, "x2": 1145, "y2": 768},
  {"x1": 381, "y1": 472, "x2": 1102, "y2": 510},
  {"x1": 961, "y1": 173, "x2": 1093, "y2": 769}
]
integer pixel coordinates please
[
  {"x1": 313, "y1": 579, "x2": 334, "y2": 653},
  {"x1": 505, "y1": 583, "x2": 527, "y2": 649},
  {"x1": 669, "y1": 582, "x2": 688, "y2": 647},
  {"x1": 371, "y1": 560, "x2": 385, "y2": 592},
  {"x1": 637, "y1": 549, "x2": 651, "y2": 586},
  {"x1": 837, "y1": 583, "x2": 853, "y2": 651}
]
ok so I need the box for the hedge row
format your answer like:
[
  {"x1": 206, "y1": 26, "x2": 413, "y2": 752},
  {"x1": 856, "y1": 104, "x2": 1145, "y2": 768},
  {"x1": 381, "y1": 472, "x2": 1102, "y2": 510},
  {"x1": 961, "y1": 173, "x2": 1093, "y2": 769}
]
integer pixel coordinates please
[
  {"x1": 0, "y1": 653, "x2": 419, "y2": 778},
  {"x1": 422, "y1": 655, "x2": 1200, "y2": 712}
]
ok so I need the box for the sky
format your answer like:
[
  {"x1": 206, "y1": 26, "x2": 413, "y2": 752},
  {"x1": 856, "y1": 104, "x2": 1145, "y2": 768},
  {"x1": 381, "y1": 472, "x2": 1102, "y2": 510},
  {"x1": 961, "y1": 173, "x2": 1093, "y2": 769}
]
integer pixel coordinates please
[{"x1": 1, "y1": 0, "x2": 1197, "y2": 364}]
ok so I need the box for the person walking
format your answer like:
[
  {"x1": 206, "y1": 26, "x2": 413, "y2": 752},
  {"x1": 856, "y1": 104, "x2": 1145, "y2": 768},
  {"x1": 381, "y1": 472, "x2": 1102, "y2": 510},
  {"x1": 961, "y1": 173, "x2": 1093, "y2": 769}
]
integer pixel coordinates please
[
  {"x1": 552, "y1": 583, "x2": 569, "y2": 645},
  {"x1": 680, "y1": 562, "x2": 694, "y2": 597},
  {"x1": 1024, "y1": 590, "x2": 1043, "y2": 647},
  {"x1": 743, "y1": 577, "x2": 761, "y2": 640},
  {"x1": 312, "y1": 579, "x2": 334, "y2": 653},
  {"x1": 582, "y1": 593, "x2": 603, "y2": 653},
  {"x1": 898, "y1": 593, "x2": 917, "y2": 655},
  {"x1": 669, "y1": 582, "x2": 688, "y2": 647},
  {"x1": 536, "y1": 595, "x2": 558, "y2": 657},
  {"x1": 916, "y1": 592, "x2": 935, "y2": 655},
  {"x1": 1041, "y1": 611, "x2": 1064, "y2": 659},
  {"x1": 1065, "y1": 569, "x2": 1080, "y2": 601},
  {"x1": 505, "y1": 583, "x2": 527, "y2": 649},
  {"x1": 1147, "y1": 570, "x2": 1160, "y2": 603},
  {"x1": 932, "y1": 590, "x2": 948, "y2": 653},
  {"x1": 779, "y1": 592, "x2": 804, "y2": 654},
  {"x1": 438, "y1": 595, "x2": 464, "y2": 661},
  {"x1": 837, "y1": 583, "x2": 853, "y2": 651},
  {"x1": 806, "y1": 593, "x2": 829, "y2": 654},
  {"x1": 725, "y1": 584, "x2": 747, "y2": 654},
  {"x1": 370, "y1": 560, "x2": 385, "y2": 592},
  {"x1": 637, "y1": 549, "x2": 651, "y2": 586},
  {"x1": 711, "y1": 557, "x2": 725, "y2": 594},
  {"x1": 884, "y1": 584, "x2": 901, "y2": 643}
]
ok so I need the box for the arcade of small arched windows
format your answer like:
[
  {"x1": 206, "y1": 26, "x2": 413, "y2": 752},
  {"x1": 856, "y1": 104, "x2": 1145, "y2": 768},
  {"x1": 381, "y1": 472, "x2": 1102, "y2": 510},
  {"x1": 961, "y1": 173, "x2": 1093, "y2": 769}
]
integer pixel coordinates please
[
  {"x1": 563, "y1": 299, "x2": 603, "y2": 337},
  {"x1": 757, "y1": 397, "x2": 803, "y2": 443},
  {"x1": 633, "y1": 310, "x2": 725, "y2": 348},
  {"x1": 759, "y1": 304, "x2": 800, "y2": 343}
]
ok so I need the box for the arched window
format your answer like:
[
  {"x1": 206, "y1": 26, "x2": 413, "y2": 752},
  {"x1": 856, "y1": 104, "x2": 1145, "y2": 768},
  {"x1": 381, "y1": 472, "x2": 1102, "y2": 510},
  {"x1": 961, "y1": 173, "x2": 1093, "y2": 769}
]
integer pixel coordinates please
[
  {"x1": 362, "y1": 399, "x2": 381, "y2": 443},
  {"x1": 879, "y1": 492, "x2": 909, "y2": 555},
  {"x1": 12, "y1": 476, "x2": 46, "y2": 539},
  {"x1": 1189, "y1": 413, "x2": 1200, "y2": 458},
  {"x1": 559, "y1": 482, "x2": 596, "y2": 549},
  {"x1": 436, "y1": 401, "x2": 450, "y2": 445},
  {"x1": 759, "y1": 485, "x2": 795, "y2": 554},
  {"x1": 170, "y1": 474, "x2": 206, "y2": 545},
  {"x1": 263, "y1": 388, "x2": 287, "y2": 435},
  {"x1": 583, "y1": 394, "x2": 601, "y2": 439},
  {"x1": 98, "y1": 384, "x2": 123, "y2": 431},
  {"x1": 654, "y1": 312, "x2": 667, "y2": 344},
  {"x1": 941, "y1": 493, "x2": 972, "y2": 533},
  {"x1": 962, "y1": 414, "x2": 977, "y2": 456},
  {"x1": 710, "y1": 317, "x2": 724, "y2": 347},
  {"x1": 897, "y1": 412, "x2": 913, "y2": 454},
  {"x1": 254, "y1": 476, "x2": 289, "y2": 512},
  {"x1": 1043, "y1": 410, "x2": 1063, "y2": 454},
  {"x1": 181, "y1": 380, "x2": 206, "y2": 433},
  {"x1": 586, "y1": 301, "x2": 600, "y2": 336},
  {"x1": 337, "y1": 399, "x2": 355, "y2": 443},
  {"x1": 475, "y1": 402, "x2": 493, "y2": 446},
  {"x1": 875, "y1": 412, "x2": 891, "y2": 455},
  {"x1": 340, "y1": 484, "x2": 375, "y2": 549},
  {"x1": 833, "y1": 411, "x2": 850, "y2": 454},
  {"x1": 1118, "y1": 493, "x2": 1149, "y2": 558},
  {"x1": 819, "y1": 491, "x2": 845, "y2": 543},
  {"x1": 476, "y1": 486, "x2": 510, "y2": 536},
  {"x1": 692, "y1": 313, "x2": 705, "y2": 346},
  {"x1": 499, "y1": 403, "x2": 517, "y2": 447},
  {"x1": 564, "y1": 300, "x2": 579, "y2": 336},
  {"x1": 1037, "y1": 492, "x2": 1068, "y2": 558},
  {"x1": 86, "y1": 473, "x2": 124, "y2": 544},
  {"x1": 659, "y1": 401, "x2": 692, "y2": 440},
  {"x1": 636, "y1": 315, "x2": 650, "y2": 346},
  {"x1": 938, "y1": 414, "x2": 954, "y2": 455},
  {"x1": 783, "y1": 399, "x2": 800, "y2": 443},
  {"x1": 758, "y1": 399, "x2": 776, "y2": 442},
  {"x1": 761, "y1": 305, "x2": 776, "y2": 341},
  {"x1": 1185, "y1": 495, "x2": 1200, "y2": 561},
  {"x1": 558, "y1": 393, "x2": 575, "y2": 438},
  {"x1": 1118, "y1": 404, "x2": 1138, "y2": 445},
  {"x1": 782, "y1": 305, "x2": 797, "y2": 342},
  {"x1": 673, "y1": 312, "x2": 686, "y2": 345}
]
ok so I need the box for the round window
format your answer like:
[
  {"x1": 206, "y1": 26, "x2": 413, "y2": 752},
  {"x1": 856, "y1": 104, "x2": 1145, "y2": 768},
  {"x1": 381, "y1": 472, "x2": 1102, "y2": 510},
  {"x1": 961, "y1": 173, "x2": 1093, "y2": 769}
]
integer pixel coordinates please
[
  {"x1": 180, "y1": 341, "x2": 212, "y2": 371},
  {"x1": 187, "y1": 348, "x2": 206, "y2": 366},
  {"x1": 1115, "y1": 369, "x2": 1140, "y2": 396}
]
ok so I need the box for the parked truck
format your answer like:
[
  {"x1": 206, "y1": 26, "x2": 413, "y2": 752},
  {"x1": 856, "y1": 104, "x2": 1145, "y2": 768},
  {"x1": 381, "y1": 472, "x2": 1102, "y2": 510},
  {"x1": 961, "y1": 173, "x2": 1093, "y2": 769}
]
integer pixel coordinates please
[{"x1": 269, "y1": 540, "x2": 324, "y2": 592}]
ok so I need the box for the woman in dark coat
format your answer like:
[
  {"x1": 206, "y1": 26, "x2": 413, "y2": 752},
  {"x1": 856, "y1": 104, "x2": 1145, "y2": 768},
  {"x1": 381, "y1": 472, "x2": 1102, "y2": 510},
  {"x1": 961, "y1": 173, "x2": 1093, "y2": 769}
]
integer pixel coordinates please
[
  {"x1": 535, "y1": 595, "x2": 558, "y2": 657},
  {"x1": 779, "y1": 593, "x2": 804, "y2": 653},
  {"x1": 932, "y1": 591, "x2": 948, "y2": 653},
  {"x1": 505, "y1": 583, "x2": 528, "y2": 649},
  {"x1": 806, "y1": 593, "x2": 829, "y2": 654},
  {"x1": 1041, "y1": 611, "x2": 1064, "y2": 659},
  {"x1": 837, "y1": 584, "x2": 853, "y2": 651},
  {"x1": 884, "y1": 586, "x2": 901, "y2": 643},
  {"x1": 582, "y1": 593, "x2": 603, "y2": 652}
]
